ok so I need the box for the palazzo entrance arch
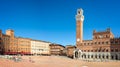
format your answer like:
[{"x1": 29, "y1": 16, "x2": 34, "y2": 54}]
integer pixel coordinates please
[{"x1": 74, "y1": 49, "x2": 82, "y2": 59}]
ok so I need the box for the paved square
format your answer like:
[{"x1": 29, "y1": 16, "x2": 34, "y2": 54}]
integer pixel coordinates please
[{"x1": 0, "y1": 56, "x2": 120, "y2": 67}]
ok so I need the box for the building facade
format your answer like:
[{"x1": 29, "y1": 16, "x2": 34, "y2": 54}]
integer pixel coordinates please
[
  {"x1": 17, "y1": 37, "x2": 31, "y2": 55},
  {"x1": 0, "y1": 30, "x2": 2, "y2": 54},
  {"x1": 6, "y1": 29, "x2": 16, "y2": 54},
  {"x1": 31, "y1": 40, "x2": 51, "y2": 55},
  {"x1": 74, "y1": 8, "x2": 120, "y2": 61},
  {"x1": 0, "y1": 30, "x2": 11, "y2": 55},
  {"x1": 0, "y1": 29, "x2": 52, "y2": 55},
  {"x1": 50, "y1": 44, "x2": 65, "y2": 55},
  {"x1": 66, "y1": 45, "x2": 76, "y2": 58}
]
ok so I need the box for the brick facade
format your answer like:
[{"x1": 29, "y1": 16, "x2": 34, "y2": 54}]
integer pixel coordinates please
[
  {"x1": 50, "y1": 44, "x2": 65, "y2": 55},
  {"x1": 74, "y1": 8, "x2": 120, "y2": 61}
]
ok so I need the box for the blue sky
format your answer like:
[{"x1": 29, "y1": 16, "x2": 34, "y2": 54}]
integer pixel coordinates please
[{"x1": 0, "y1": 0, "x2": 120, "y2": 46}]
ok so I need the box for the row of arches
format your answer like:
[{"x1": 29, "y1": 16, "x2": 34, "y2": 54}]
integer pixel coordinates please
[
  {"x1": 81, "y1": 54, "x2": 119, "y2": 60},
  {"x1": 74, "y1": 49, "x2": 120, "y2": 60}
]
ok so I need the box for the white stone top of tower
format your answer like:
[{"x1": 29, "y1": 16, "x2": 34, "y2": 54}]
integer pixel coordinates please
[
  {"x1": 76, "y1": 8, "x2": 84, "y2": 21},
  {"x1": 77, "y1": 8, "x2": 83, "y2": 15}
]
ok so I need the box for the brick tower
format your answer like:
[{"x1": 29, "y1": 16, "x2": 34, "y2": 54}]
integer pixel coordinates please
[
  {"x1": 76, "y1": 8, "x2": 84, "y2": 46},
  {"x1": 6, "y1": 29, "x2": 14, "y2": 53}
]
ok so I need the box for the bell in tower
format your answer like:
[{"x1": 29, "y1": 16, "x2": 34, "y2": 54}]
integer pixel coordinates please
[{"x1": 77, "y1": 8, "x2": 83, "y2": 15}]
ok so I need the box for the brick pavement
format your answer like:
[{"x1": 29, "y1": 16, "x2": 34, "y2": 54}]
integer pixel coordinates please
[{"x1": 0, "y1": 56, "x2": 120, "y2": 67}]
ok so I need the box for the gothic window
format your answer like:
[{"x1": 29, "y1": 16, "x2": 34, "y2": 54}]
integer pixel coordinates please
[
  {"x1": 88, "y1": 55, "x2": 90, "y2": 58},
  {"x1": 111, "y1": 55, "x2": 114, "y2": 59},
  {"x1": 84, "y1": 55, "x2": 86, "y2": 58},
  {"x1": 106, "y1": 41, "x2": 108, "y2": 44},
  {"x1": 95, "y1": 42, "x2": 97, "y2": 44},
  {"x1": 115, "y1": 41, "x2": 118, "y2": 44},
  {"x1": 106, "y1": 55, "x2": 108, "y2": 59},
  {"x1": 95, "y1": 55, "x2": 97, "y2": 58},
  {"x1": 102, "y1": 55, "x2": 104, "y2": 59},
  {"x1": 115, "y1": 49, "x2": 118, "y2": 52},
  {"x1": 102, "y1": 42, "x2": 104, "y2": 44},
  {"x1": 98, "y1": 42, "x2": 100, "y2": 44},
  {"x1": 106, "y1": 49, "x2": 108, "y2": 52},
  {"x1": 91, "y1": 55, "x2": 93, "y2": 58},
  {"x1": 111, "y1": 49, "x2": 114, "y2": 52},
  {"x1": 111, "y1": 41, "x2": 113, "y2": 44},
  {"x1": 106, "y1": 35, "x2": 108, "y2": 38},
  {"x1": 99, "y1": 55, "x2": 101, "y2": 58},
  {"x1": 99, "y1": 50, "x2": 101, "y2": 52}
]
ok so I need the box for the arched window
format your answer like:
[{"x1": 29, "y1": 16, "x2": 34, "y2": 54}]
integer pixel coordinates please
[
  {"x1": 98, "y1": 42, "x2": 100, "y2": 44},
  {"x1": 95, "y1": 50, "x2": 97, "y2": 52},
  {"x1": 111, "y1": 49, "x2": 114, "y2": 52},
  {"x1": 88, "y1": 55, "x2": 90, "y2": 58},
  {"x1": 91, "y1": 55, "x2": 93, "y2": 58},
  {"x1": 75, "y1": 51, "x2": 78, "y2": 58},
  {"x1": 99, "y1": 55, "x2": 101, "y2": 59},
  {"x1": 115, "y1": 54, "x2": 118, "y2": 60},
  {"x1": 115, "y1": 41, "x2": 118, "y2": 44},
  {"x1": 102, "y1": 42, "x2": 104, "y2": 44},
  {"x1": 102, "y1": 55, "x2": 104, "y2": 59},
  {"x1": 95, "y1": 42, "x2": 97, "y2": 44},
  {"x1": 106, "y1": 49, "x2": 108, "y2": 52},
  {"x1": 95, "y1": 55, "x2": 97, "y2": 58},
  {"x1": 98, "y1": 50, "x2": 100, "y2": 52},
  {"x1": 82, "y1": 55, "x2": 83, "y2": 58},
  {"x1": 106, "y1": 41, "x2": 108, "y2": 44},
  {"x1": 106, "y1": 55, "x2": 108, "y2": 59},
  {"x1": 84, "y1": 54, "x2": 86, "y2": 58},
  {"x1": 115, "y1": 49, "x2": 118, "y2": 52},
  {"x1": 111, "y1": 55, "x2": 114, "y2": 59}
]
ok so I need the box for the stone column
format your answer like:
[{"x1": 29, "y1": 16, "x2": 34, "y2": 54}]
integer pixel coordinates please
[
  {"x1": 104, "y1": 55, "x2": 106, "y2": 60},
  {"x1": 108, "y1": 55, "x2": 111, "y2": 60},
  {"x1": 78, "y1": 52, "x2": 80, "y2": 59},
  {"x1": 73, "y1": 51, "x2": 75, "y2": 59}
]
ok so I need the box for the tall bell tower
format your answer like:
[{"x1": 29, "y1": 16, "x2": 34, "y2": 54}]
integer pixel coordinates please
[{"x1": 76, "y1": 8, "x2": 84, "y2": 46}]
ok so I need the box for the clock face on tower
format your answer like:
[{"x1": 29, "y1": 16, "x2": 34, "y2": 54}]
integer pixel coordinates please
[{"x1": 77, "y1": 38, "x2": 80, "y2": 42}]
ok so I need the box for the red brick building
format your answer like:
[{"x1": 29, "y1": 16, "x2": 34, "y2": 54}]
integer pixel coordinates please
[
  {"x1": 50, "y1": 43, "x2": 65, "y2": 55},
  {"x1": 66, "y1": 45, "x2": 76, "y2": 58},
  {"x1": 74, "y1": 8, "x2": 120, "y2": 61},
  {"x1": 0, "y1": 30, "x2": 10, "y2": 55}
]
